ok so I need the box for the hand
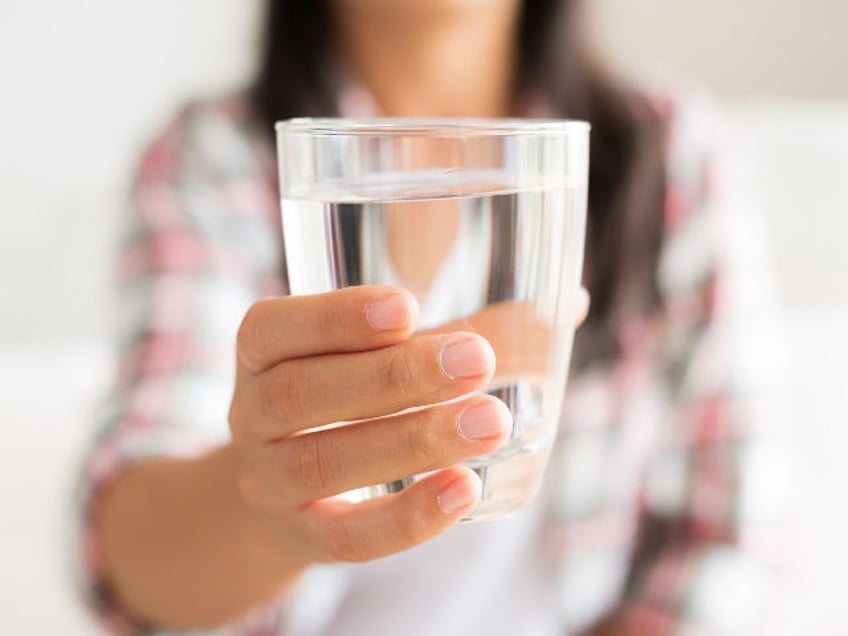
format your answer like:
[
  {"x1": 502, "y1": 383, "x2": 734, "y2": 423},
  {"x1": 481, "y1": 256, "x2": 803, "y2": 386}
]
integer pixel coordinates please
[
  {"x1": 424, "y1": 287, "x2": 590, "y2": 385},
  {"x1": 96, "y1": 285, "x2": 589, "y2": 627},
  {"x1": 228, "y1": 286, "x2": 512, "y2": 568}
]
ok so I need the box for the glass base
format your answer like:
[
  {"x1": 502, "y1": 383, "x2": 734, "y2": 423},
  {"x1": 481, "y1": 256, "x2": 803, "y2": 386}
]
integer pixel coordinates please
[
  {"x1": 337, "y1": 439, "x2": 552, "y2": 522},
  {"x1": 461, "y1": 443, "x2": 550, "y2": 522}
]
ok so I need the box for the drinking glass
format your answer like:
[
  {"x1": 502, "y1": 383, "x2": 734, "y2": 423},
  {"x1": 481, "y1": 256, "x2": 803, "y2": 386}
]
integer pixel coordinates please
[{"x1": 276, "y1": 118, "x2": 589, "y2": 521}]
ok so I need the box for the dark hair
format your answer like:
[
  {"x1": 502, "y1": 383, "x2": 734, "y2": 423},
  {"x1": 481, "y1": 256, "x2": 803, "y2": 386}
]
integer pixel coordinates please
[{"x1": 251, "y1": 0, "x2": 666, "y2": 363}]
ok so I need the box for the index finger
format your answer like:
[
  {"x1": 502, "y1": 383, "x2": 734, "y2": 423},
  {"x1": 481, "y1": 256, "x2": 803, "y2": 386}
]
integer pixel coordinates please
[{"x1": 237, "y1": 286, "x2": 419, "y2": 374}]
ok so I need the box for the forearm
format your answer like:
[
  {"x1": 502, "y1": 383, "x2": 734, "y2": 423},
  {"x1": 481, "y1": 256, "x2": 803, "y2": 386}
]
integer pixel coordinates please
[{"x1": 96, "y1": 444, "x2": 305, "y2": 630}]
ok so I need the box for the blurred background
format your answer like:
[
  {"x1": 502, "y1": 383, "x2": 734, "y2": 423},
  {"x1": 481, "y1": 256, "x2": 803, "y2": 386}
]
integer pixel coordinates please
[{"x1": 1, "y1": 1, "x2": 846, "y2": 633}]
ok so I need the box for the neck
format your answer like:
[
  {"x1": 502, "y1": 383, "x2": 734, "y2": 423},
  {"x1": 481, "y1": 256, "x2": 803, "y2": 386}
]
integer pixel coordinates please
[{"x1": 334, "y1": 4, "x2": 520, "y2": 118}]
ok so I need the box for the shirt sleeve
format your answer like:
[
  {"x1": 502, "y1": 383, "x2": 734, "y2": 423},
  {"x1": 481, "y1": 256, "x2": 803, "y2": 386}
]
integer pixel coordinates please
[
  {"x1": 597, "y1": 89, "x2": 790, "y2": 635},
  {"x1": 76, "y1": 101, "x2": 289, "y2": 634}
]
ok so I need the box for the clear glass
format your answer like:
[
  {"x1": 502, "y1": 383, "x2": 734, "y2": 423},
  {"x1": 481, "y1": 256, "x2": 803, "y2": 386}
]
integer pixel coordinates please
[{"x1": 276, "y1": 118, "x2": 589, "y2": 521}]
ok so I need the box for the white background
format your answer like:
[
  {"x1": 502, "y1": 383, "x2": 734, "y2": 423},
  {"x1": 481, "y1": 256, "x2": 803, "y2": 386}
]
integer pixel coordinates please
[
  {"x1": 596, "y1": 0, "x2": 848, "y2": 99},
  {"x1": 1, "y1": 1, "x2": 847, "y2": 634}
]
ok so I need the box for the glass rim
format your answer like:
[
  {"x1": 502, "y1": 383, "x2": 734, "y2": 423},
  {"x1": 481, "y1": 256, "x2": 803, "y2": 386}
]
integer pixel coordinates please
[{"x1": 276, "y1": 117, "x2": 590, "y2": 137}]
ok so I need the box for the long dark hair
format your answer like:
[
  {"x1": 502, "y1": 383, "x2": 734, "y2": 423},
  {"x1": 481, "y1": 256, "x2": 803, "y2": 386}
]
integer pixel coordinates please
[{"x1": 251, "y1": 0, "x2": 666, "y2": 363}]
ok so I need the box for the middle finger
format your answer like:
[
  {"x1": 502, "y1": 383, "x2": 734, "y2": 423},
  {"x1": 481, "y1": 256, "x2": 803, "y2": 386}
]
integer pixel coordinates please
[{"x1": 249, "y1": 331, "x2": 496, "y2": 441}]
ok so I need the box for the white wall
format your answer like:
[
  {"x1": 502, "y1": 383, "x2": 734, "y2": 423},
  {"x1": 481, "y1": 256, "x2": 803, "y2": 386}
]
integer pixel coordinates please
[
  {"x1": 594, "y1": 0, "x2": 848, "y2": 99},
  {"x1": 0, "y1": 0, "x2": 262, "y2": 345}
]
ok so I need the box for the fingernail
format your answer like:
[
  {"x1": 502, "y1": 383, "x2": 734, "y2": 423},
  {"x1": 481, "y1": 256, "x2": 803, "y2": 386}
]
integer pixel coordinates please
[
  {"x1": 437, "y1": 474, "x2": 481, "y2": 515},
  {"x1": 365, "y1": 292, "x2": 416, "y2": 331},
  {"x1": 457, "y1": 400, "x2": 512, "y2": 441},
  {"x1": 439, "y1": 336, "x2": 495, "y2": 379}
]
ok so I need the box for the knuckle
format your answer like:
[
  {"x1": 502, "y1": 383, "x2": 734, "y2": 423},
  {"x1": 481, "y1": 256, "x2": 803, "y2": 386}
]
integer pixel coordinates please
[
  {"x1": 236, "y1": 301, "x2": 269, "y2": 372},
  {"x1": 286, "y1": 433, "x2": 339, "y2": 496},
  {"x1": 314, "y1": 294, "x2": 349, "y2": 337},
  {"x1": 384, "y1": 347, "x2": 419, "y2": 395},
  {"x1": 236, "y1": 471, "x2": 265, "y2": 510},
  {"x1": 390, "y1": 503, "x2": 430, "y2": 549},
  {"x1": 229, "y1": 380, "x2": 265, "y2": 443},
  {"x1": 325, "y1": 518, "x2": 370, "y2": 563},
  {"x1": 400, "y1": 413, "x2": 442, "y2": 467},
  {"x1": 227, "y1": 399, "x2": 244, "y2": 440},
  {"x1": 263, "y1": 367, "x2": 305, "y2": 424}
]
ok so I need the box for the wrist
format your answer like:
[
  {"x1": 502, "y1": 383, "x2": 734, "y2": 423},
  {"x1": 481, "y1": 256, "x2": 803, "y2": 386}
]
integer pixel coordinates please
[{"x1": 203, "y1": 444, "x2": 310, "y2": 580}]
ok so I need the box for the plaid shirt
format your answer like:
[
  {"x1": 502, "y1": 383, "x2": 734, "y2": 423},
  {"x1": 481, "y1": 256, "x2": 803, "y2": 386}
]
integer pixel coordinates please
[{"x1": 80, "y1": 84, "x2": 788, "y2": 635}]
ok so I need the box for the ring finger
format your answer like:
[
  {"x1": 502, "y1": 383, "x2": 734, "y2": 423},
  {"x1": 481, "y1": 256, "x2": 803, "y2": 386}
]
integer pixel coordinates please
[{"x1": 246, "y1": 394, "x2": 512, "y2": 507}]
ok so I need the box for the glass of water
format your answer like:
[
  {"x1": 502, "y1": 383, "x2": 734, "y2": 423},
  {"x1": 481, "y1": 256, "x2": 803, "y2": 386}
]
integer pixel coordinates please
[{"x1": 276, "y1": 118, "x2": 589, "y2": 521}]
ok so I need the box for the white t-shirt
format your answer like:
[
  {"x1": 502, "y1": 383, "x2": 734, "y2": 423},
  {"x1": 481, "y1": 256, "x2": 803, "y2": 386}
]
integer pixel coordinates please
[{"x1": 285, "y1": 495, "x2": 560, "y2": 636}]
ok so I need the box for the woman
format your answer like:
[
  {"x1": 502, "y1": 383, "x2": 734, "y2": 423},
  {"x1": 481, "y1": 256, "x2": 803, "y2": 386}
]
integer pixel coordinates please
[{"x1": 81, "y1": 0, "x2": 783, "y2": 634}]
